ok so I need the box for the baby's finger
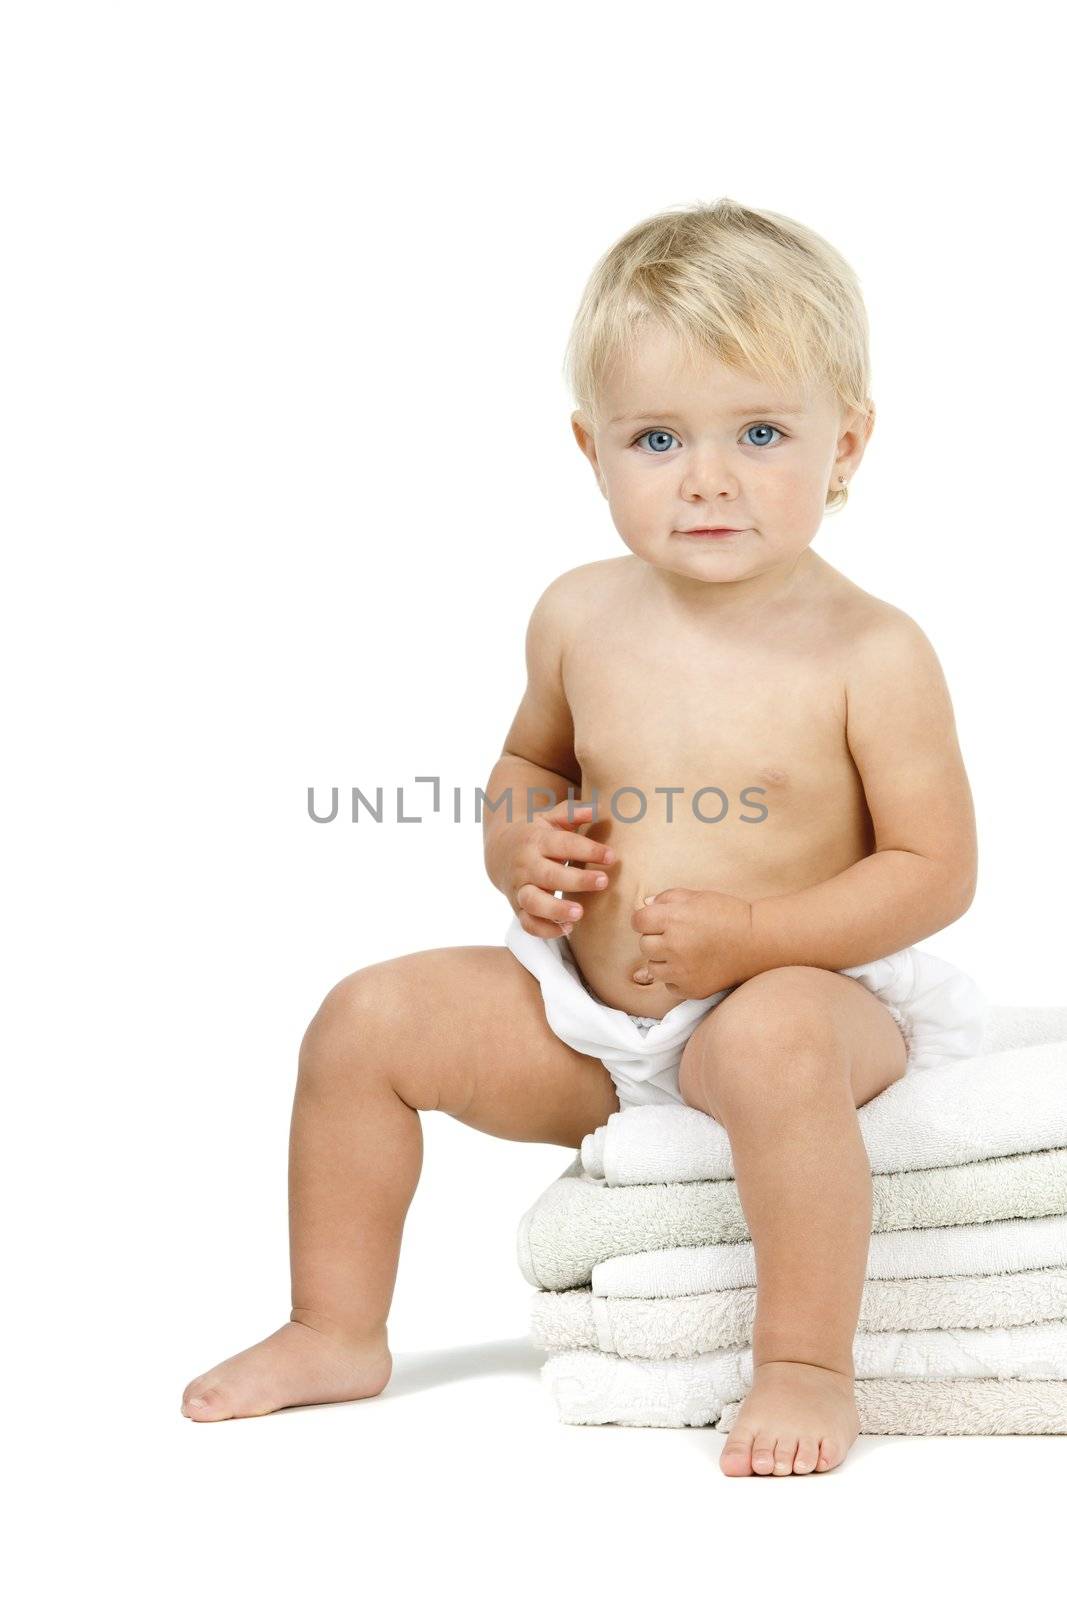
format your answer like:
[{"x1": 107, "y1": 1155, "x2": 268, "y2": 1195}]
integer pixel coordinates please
[
  {"x1": 517, "y1": 907, "x2": 573, "y2": 940},
  {"x1": 546, "y1": 800, "x2": 597, "y2": 832},
  {"x1": 539, "y1": 859, "x2": 611, "y2": 895},
  {"x1": 631, "y1": 903, "x2": 667, "y2": 933},
  {"x1": 516, "y1": 882, "x2": 584, "y2": 928},
  {"x1": 632, "y1": 959, "x2": 668, "y2": 984},
  {"x1": 539, "y1": 831, "x2": 616, "y2": 866}
]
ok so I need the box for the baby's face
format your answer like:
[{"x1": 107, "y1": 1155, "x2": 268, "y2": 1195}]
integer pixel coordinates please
[{"x1": 573, "y1": 322, "x2": 870, "y2": 583}]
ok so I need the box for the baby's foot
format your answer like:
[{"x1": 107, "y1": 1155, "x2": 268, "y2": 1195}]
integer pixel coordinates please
[
  {"x1": 181, "y1": 1318, "x2": 393, "y2": 1422},
  {"x1": 719, "y1": 1359, "x2": 860, "y2": 1476}
]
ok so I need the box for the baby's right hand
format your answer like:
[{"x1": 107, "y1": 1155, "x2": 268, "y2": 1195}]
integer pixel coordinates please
[{"x1": 502, "y1": 801, "x2": 616, "y2": 940}]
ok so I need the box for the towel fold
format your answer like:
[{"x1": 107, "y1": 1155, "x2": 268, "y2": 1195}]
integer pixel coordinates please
[
  {"x1": 550, "y1": 1312, "x2": 1067, "y2": 1401},
  {"x1": 542, "y1": 1347, "x2": 1067, "y2": 1433},
  {"x1": 581, "y1": 1036, "x2": 1067, "y2": 1187},
  {"x1": 525, "y1": 1005, "x2": 1067, "y2": 1437},
  {"x1": 518, "y1": 1148, "x2": 1067, "y2": 1291},
  {"x1": 592, "y1": 1215, "x2": 1067, "y2": 1297},
  {"x1": 529, "y1": 1266, "x2": 1067, "y2": 1356},
  {"x1": 718, "y1": 1380, "x2": 1067, "y2": 1436}
]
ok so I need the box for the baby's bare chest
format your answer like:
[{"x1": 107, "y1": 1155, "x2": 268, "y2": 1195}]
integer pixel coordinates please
[{"x1": 564, "y1": 629, "x2": 857, "y2": 820}]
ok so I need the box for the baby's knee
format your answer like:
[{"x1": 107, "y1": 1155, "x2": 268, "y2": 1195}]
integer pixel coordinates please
[
  {"x1": 299, "y1": 964, "x2": 401, "y2": 1079},
  {"x1": 678, "y1": 983, "x2": 837, "y2": 1114}
]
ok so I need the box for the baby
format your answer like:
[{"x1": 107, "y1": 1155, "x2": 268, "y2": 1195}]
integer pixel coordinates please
[{"x1": 182, "y1": 199, "x2": 987, "y2": 1476}]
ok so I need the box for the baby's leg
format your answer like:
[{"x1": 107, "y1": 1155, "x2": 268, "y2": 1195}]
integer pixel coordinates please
[
  {"x1": 181, "y1": 945, "x2": 620, "y2": 1421},
  {"x1": 678, "y1": 964, "x2": 907, "y2": 1477}
]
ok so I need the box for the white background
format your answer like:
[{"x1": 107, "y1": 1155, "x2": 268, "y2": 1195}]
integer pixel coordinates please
[{"x1": 3, "y1": 1, "x2": 1063, "y2": 1593}]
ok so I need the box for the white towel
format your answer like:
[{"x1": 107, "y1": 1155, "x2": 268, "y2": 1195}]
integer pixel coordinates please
[
  {"x1": 541, "y1": 1337, "x2": 1067, "y2": 1432},
  {"x1": 717, "y1": 1380, "x2": 1067, "y2": 1436},
  {"x1": 518, "y1": 1147, "x2": 1067, "y2": 1291},
  {"x1": 591, "y1": 1215, "x2": 1067, "y2": 1298},
  {"x1": 529, "y1": 1266, "x2": 1067, "y2": 1356},
  {"x1": 526, "y1": 1003, "x2": 1067, "y2": 1437},
  {"x1": 985, "y1": 1005, "x2": 1067, "y2": 1053},
  {"x1": 581, "y1": 1036, "x2": 1067, "y2": 1186}
]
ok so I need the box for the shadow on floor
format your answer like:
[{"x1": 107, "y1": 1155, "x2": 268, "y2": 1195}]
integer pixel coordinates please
[
  {"x1": 261, "y1": 1337, "x2": 546, "y2": 1421},
  {"x1": 382, "y1": 1338, "x2": 545, "y2": 1399}
]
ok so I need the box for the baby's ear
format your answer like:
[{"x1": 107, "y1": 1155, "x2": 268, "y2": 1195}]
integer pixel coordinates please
[
  {"x1": 570, "y1": 412, "x2": 608, "y2": 497},
  {"x1": 570, "y1": 409, "x2": 592, "y2": 453}
]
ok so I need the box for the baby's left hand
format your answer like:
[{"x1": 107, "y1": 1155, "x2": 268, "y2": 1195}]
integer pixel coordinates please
[{"x1": 630, "y1": 887, "x2": 756, "y2": 998}]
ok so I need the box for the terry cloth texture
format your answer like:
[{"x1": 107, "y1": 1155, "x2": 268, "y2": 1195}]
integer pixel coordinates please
[{"x1": 517, "y1": 1004, "x2": 1067, "y2": 1435}]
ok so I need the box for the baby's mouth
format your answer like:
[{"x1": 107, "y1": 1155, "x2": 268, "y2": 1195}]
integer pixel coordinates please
[{"x1": 675, "y1": 527, "x2": 749, "y2": 539}]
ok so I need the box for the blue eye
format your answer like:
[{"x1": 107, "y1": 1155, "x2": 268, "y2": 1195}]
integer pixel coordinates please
[
  {"x1": 745, "y1": 424, "x2": 782, "y2": 447},
  {"x1": 633, "y1": 423, "x2": 784, "y2": 453},
  {"x1": 634, "y1": 429, "x2": 678, "y2": 453}
]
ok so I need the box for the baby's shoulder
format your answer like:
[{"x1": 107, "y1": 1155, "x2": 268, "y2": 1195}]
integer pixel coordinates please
[
  {"x1": 823, "y1": 570, "x2": 927, "y2": 649},
  {"x1": 531, "y1": 556, "x2": 633, "y2": 622},
  {"x1": 542, "y1": 554, "x2": 632, "y2": 595},
  {"x1": 829, "y1": 580, "x2": 946, "y2": 709},
  {"x1": 522, "y1": 559, "x2": 629, "y2": 670}
]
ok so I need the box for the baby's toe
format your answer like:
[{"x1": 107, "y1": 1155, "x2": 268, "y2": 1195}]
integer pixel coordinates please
[
  {"x1": 181, "y1": 1379, "x2": 232, "y2": 1421},
  {"x1": 719, "y1": 1433, "x2": 754, "y2": 1475},
  {"x1": 792, "y1": 1437, "x2": 821, "y2": 1474},
  {"x1": 772, "y1": 1439, "x2": 798, "y2": 1475},
  {"x1": 750, "y1": 1433, "x2": 778, "y2": 1475},
  {"x1": 815, "y1": 1438, "x2": 840, "y2": 1471}
]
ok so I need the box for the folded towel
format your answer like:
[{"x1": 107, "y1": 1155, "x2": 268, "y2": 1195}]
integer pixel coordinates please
[
  {"x1": 719, "y1": 1380, "x2": 1067, "y2": 1436},
  {"x1": 581, "y1": 1038, "x2": 1067, "y2": 1187},
  {"x1": 984, "y1": 1005, "x2": 1067, "y2": 1053},
  {"x1": 592, "y1": 1215, "x2": 1067, "y2": 1298},
  {"x1": 518, "y1": 1148, "x2": 1067, "y2": 1291},
  {"x1": 529, "y1": 1266, "x2": 1067, "y2": 1356},
  {"x1": 550, "y1": 1312, "x2": 1067, "y2": 1401},
  {"x1": 543, "y1": 1350, "x2": 1067, "y2": 1440},
  {"x1": 525, "y1": 1006, "x2": 1067, "y2": 1438}
]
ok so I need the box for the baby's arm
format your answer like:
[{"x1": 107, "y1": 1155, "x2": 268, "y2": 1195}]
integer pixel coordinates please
[
  {"x1": 483, "y1": 574, "x2": 582, "y2": 841},
  {"x1": 750, "y1": 610, "x2": 978, "y2": 972},
  {"x1": 483, "y1": 572, "x2": 615, "y2": 936}
]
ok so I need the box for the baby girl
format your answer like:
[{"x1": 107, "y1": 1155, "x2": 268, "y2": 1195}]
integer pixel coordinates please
[{"x1": 182, "y1": 198, "x2": 986, "y2": 1477}]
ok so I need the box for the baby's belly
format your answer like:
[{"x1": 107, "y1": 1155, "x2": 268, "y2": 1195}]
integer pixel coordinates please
[{"x1": 563, "y1": 810, "x2": 871, "y2": 1017}]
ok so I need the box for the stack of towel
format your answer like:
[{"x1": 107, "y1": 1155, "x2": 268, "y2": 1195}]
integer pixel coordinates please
[{"x1": 518, "y1": 1005, "x2": 1067, "y2": 1435}]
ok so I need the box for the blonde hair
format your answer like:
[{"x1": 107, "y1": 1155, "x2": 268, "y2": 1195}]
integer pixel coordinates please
[{"x1": 562, "y1": 198, "x2": 872, "y2": 513}]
